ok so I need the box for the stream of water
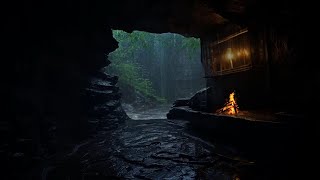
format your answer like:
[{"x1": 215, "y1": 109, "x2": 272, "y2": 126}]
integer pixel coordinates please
[{"x1": 122, "y1": 104, "x2": 171, "y2": 120}]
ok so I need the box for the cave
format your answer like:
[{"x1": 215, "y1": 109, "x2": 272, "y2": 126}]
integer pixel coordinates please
[{"x1": 4, "y1": 0, "x2": 316, "y2": 180}]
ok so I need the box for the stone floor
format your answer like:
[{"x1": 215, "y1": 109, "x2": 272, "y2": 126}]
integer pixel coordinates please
[
  {"x1": 9, "y1": 109, "x2": 305, "y2": 180},
  {"x1": 40, "y1": 118, "x2": 263, "y2": 180}
]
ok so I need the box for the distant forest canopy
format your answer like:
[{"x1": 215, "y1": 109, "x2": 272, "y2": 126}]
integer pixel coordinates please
[{"x1": 106, "y1": 30, "x2": 205, "y2": 105}]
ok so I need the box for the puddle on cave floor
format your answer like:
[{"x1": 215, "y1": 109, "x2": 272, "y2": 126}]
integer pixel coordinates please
[{"x1": 122, "y1": 104, "x2": 171, "y2": 120}]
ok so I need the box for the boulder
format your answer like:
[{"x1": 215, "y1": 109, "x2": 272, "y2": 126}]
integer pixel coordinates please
[
  {"x1": 172, "y1": 98, "x2": 190, "y2": 107},
  {"x1": 189, "y1": 87, "x2": 211, "y2": 112}
]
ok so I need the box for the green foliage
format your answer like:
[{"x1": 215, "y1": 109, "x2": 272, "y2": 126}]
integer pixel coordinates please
[
  {"x1": 182, "y1": 37, "x2": 201, "y2": 60},
  {"x1": 107, "y1": 30, "x2": 200, "y2": 103},
  {"x1": 108, "y1": 30, "x2": 166, "y2": 103},
  {"x1": 112, "y1": 62, "x2": 164, "y2": 101}
]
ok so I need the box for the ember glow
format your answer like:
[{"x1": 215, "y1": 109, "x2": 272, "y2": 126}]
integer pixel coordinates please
[{"x1": 217, "y1": 91, "x2": 239, "y2": 115}]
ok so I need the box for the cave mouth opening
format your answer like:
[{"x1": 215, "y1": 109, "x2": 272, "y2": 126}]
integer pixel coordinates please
[{"x1": 105, "y1": 30, "x2": 205, "y2": 120}]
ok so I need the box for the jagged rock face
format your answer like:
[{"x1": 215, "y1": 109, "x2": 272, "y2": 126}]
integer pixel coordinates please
[
  {"x1": 167, "y1": 87, "x2": 223, "y2": 118},
  {"x1": 86, "y1": 71, "x2": 129, "y2": 132},
  {"x1": 6, "y1": 6, "x2": 120, "y2": 156}
]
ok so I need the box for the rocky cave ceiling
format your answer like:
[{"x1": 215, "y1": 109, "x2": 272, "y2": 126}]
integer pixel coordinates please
[{"x1": 104, "y1": 0, "x2": 299, "y2": 37}]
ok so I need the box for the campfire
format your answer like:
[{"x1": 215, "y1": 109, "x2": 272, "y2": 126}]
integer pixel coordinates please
[{"x1": 216, "y1": 91, "x2": 239, "y2": 115}]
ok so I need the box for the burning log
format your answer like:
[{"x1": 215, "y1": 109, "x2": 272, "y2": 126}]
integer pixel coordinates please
[{"x1": 216, "y1": 92, "x2": 239, "y2": 115}]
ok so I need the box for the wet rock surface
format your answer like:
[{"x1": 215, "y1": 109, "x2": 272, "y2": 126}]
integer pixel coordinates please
[
  {"x1": 86, "y1": 70, "x2": 129, "y2": 132},
  {"x1": 43, "y1": 119, "x2": 255, "y2": 180},
  {"x1": 5, "y1": 115, "x2": 305, "y2": 180}
]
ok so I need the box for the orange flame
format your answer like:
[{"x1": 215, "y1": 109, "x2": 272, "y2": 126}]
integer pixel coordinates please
[{"x1": 217, "y1": 92, "x2": 239, "y2": 115}]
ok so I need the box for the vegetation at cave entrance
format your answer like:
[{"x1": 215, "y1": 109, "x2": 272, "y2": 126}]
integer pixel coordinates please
[{"x1": 107, "y1": 30, "x2": 204, "y2": 105}]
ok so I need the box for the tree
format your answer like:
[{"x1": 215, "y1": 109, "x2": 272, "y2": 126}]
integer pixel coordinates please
[{"x1": 106, "y1": 30, "x2": 204, "y2": 104}]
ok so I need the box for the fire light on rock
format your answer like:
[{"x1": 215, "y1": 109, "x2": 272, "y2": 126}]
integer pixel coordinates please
[{"x1": 216, "y1": 91, "x2": 239, "y2": 115}]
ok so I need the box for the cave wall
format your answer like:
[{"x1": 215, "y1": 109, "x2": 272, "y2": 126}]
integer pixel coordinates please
[
  {"x1": 5, "y1": 0, "x2": 203, "y2": 156},
  {"x1": 4, "y1": 0, "x2": 313, "y2": 160},
  {"x1": 6, "y1": 1, "x2": 121, "y2": 156}
]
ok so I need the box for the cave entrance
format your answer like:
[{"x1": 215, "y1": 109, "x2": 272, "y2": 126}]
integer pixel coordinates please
[{"x1": 106, "y1": 30, "x2": 205, "y2": 120}]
